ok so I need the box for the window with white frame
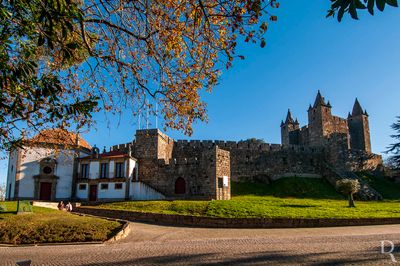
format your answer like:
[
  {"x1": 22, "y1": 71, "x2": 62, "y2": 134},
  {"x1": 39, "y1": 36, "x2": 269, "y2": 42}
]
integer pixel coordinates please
[
  {"x1": 100, "y1": 163, "x2": 109, "y2": 178},
  {"x1": 100, "y1": 183, "x2": 109, "y2": 190},
  {"x1": 115, "y1": 162, "x2": 124, "y2": 178},
  {"x1": 81, "y1": 164, "x2": 89, "y2": 178}
]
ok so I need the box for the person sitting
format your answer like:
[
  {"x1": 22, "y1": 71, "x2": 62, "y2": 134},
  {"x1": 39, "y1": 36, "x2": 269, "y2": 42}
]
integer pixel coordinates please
[
  {"x1": 66, "y1": 202, "x2": 73, "y2": 212},
  {"x1": 57, "y1": 201, "x2": 65, "y2": 210}
]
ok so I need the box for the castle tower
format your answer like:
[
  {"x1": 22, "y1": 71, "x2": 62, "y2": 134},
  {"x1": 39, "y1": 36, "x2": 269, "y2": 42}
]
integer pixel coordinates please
[
  {"x1": 307, "y1": 90, "x2": 333, "y2": 146},
  {"x1": 280, "y1": 109, "x2": 300, "y2": 146},
  {"x1": 348, "y1": 98, "x2": 371, "y2": 153},
  {"x1": 134, "y1": 129, "x2": 174, "y2": 161}
]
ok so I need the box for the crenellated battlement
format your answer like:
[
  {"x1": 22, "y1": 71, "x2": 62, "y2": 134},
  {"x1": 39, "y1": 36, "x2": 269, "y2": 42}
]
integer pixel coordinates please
[
  {"x1": 173, "y1": 139, "x2": 324, "y2": 153},
  {"x1": 108, "y1": 138, "x2": 325, "y2": 157},
  {"x1": 111, "y1": 142, "x2": 133, "y2": 152},
  {"x1": 174, "y1": 139, "x2": 281, "y2": 151}
]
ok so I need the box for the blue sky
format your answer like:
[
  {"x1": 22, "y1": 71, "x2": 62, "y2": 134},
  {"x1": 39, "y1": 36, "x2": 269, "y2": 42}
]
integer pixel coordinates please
[{"x1": 1, "y1": 2, "x2": 399, "y2": 184}]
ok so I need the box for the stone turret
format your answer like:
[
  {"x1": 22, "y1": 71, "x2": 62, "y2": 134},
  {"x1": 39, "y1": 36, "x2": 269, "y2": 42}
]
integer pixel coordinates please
[
  {"x1": 307, "y1": 90, "x2": 333, "y2": 146},
  {"x1": 281, "y1": 109, "x2": 300, "y2": 146},
  {"x1": 348, "y1": 98, "x2": 371, "y2": 153}
]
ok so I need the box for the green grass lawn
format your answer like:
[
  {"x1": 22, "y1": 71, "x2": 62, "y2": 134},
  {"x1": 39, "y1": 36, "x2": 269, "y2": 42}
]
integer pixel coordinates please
[
  {"x1": 231, "y1": 177, "x2": 344, "y2": 199},
  {"x1": 93, "y1": 195, "x2": 400, "y2": 219},
  {"x1": 90, "y1": 177, "x2": 400, "y2": 219},
  {"x1": 0, "y1": 202, "x2": 123, "y2": 245}
]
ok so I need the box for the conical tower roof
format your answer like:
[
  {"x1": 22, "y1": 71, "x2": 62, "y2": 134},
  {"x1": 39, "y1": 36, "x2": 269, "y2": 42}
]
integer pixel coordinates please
[
  {"x1": 313, "y1": 90, "x2": 327, "y2": 108},
  {"x1": 351, "y1": 98, "x2": 365, "y2": 116},
  {"x1": 285, "y1": 109, "x2": 294, "y2": 124}
]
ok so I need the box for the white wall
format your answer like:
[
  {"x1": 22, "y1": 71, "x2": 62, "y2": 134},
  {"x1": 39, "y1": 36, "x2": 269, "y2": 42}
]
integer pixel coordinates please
[
  {"x1": 109, "y1": 161, "x2": 115, "y2": 178},
  {"x1": 129, "y1": 159, "x2": 137, "y2": 180},
  {"x1": 6, "y1": 149, "x2": 18, "y2": 199},
  {"x1": 89, "y1": 161, "x2": 99, "y2": 179},
  {"x1": 16, "y1": 147, "x2": 89, "y2": 199},
  {"x1": 18, "y1": 147, "x2": 46, "y2": 198},
  {"x1": 54, "y1": 150, "x2": 75, "y2": 199},
  {"x1": 76, "y1": 183, "x2": 88, "y2": 200},
  {"x1": 130, "y1": 181, "x2": 165, "y2": 200},
  {"x1": 80, "y1": 157, "x2": 136, "y2": 180},
  {"x1": 75, "y1": 157, "x2": 137, "y2": 201},
  {"x1": 98, "y1": 182, "x2": 126, "y2": 199}
]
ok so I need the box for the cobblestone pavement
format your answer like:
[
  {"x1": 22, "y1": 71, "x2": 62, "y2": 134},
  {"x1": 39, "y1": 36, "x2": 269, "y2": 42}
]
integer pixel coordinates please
[{"x1": 1, "y1": 223, "x2": 400, "y2": 265}]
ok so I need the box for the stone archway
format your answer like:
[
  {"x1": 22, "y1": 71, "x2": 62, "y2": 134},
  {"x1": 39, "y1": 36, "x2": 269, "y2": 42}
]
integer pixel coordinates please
[{"x1": 174, "y1": 178, "x2": 186, "y2": 194}]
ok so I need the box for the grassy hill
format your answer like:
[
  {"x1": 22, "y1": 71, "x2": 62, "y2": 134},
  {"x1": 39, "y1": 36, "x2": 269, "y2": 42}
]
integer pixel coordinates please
[
  {"x1": 357, "y1": 173, "x2": 400, "y2": 200},
  {"x1": 232, "y1": 177, "x2": 344, "y2": 199},
  {"x1": 91, "y1": 177, "x2": 400, "y2": 219}
]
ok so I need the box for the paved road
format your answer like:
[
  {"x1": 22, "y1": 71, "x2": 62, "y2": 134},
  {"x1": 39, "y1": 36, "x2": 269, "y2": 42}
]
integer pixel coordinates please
[{"x1": 1, "y1": 223, "x2": 400, "y2": 265}]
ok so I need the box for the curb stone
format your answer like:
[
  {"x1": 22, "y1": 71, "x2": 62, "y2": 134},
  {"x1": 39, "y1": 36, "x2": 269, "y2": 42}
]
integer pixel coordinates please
[
  {"x1": 0, "y1": 242, "x2": 104, "y2": 248},
  {"x1": 75, "y1": 207, "x2": 400, "y2": 229},
  {"x1": 106, "y1": 222, "x2": 132, "y2": 243}
]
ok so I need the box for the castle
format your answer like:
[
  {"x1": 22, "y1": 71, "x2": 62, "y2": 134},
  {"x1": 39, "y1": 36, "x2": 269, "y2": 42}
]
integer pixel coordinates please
[
  {"x1": 281, "y1": 90, "x2": 371, "y2": 153},
  {"x1": 5, "y1": 91, "x2": 383, "y2": 202}
]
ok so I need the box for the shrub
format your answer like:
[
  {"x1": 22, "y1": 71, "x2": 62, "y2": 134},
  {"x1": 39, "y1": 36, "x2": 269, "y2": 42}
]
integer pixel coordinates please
[{"x1": 336, "y1": 179, "x2": 360, "y2": 207}]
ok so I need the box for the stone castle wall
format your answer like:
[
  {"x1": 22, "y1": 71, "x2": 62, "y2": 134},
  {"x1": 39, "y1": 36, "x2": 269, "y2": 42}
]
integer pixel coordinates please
[
  {"x1": 109, "y1": 95, "x2": 383, "y2": 200},
  {"x1": 134, "y1": 147, "x2": 230, "y2": 200},
  {"x1": 172, "y1": 139, "x2": 325, "y2": 182},
  {"x1": 117, "y1": 129, "x2": 231, "y2": 200},
  {"x1": 110, "y1": 131, "x2": 382, "y2": 187}
]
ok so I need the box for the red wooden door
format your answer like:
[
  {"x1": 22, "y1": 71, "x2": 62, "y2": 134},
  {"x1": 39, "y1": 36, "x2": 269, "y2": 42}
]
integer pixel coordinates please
[
  {"x1": 89, "y1": 185, "x2": 98, "y2": 201},
  {"x1": 39, "y1": 182, "x2": 52, "y2": 200},
  {"x1": 175, "y1": 178, "x2": 186, "y2": 194}
]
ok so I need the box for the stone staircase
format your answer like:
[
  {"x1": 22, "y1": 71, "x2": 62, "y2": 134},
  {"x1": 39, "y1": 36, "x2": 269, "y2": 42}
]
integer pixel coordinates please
[
  {"x1": 322, "y1": 162, "x2": 382, "y2": 201},
  {"x1": 130, "y1": 181, "x2": 166, "y2": 201}
]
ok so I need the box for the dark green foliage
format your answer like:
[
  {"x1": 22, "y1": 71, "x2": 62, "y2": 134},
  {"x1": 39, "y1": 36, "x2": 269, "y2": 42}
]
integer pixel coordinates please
[
  {"x1": 359, "y1": 172, "x2": 400, "y2": 199},
  {"x1": 387, "y1": 116, "x2": 400, "y2": 169},
  {"x1": 336, "y1": 179, "x2": 360, "y2": 207},
  {"x1": 232, "y1": 177, "x2": 344, "y2": 199},
  {"x1": 336, "y1": 179, "x2": 361, "y2": 195},
  {"x1": 0, "y1": 0, "x2": 98, "y2": 151},
  {"x1": 327, "y1": 0, "x2": 398, "y2": 22}
]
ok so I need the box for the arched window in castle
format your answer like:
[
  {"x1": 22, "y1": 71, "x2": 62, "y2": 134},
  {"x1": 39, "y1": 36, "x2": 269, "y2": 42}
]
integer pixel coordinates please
[{"x1": 175, "y1": 177, "x2": 186, "y2": 194}]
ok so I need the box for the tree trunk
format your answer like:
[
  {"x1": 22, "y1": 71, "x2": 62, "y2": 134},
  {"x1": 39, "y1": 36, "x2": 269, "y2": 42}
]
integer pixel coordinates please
[{"x1": 348, "y1": 193, "x2": 355, "y2": 208}]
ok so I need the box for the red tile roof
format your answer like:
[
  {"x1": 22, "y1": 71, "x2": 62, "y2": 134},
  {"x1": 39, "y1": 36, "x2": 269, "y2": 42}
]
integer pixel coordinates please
[{"x1": 28, "y1": 129, "x2": 92, "y2": 150}]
